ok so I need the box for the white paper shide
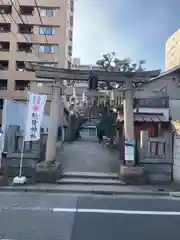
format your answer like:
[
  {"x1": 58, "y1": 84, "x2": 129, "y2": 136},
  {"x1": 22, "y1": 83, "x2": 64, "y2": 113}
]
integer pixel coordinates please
[{"x1": 24, "y1": 93, "x2": 47, "y2": 141}]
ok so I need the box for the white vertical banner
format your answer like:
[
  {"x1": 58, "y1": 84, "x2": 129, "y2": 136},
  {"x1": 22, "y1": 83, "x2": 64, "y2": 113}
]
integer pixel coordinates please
[{"x1": 24, "y1": 92, "x2": 47, "y2": 142}]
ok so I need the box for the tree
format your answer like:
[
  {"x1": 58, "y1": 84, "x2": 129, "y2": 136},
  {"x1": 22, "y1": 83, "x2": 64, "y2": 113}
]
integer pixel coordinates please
[{"x1": 96, "y1": 52, "x2": 146, "y2": 72}]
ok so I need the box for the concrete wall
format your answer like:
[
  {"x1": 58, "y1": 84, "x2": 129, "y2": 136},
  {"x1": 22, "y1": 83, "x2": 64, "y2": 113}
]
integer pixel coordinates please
[
  {"x1": 1, "y1": 99, "x2": 49, "y2": 151},
  {"x1": 171, "y1": 121, "x2": 180, "y2": 183},
  {"x1": 140, "y1": 130, "x2": 173, "y2": 182},
  {"x1": 169, "y1": 100, "x2": 180, "y2": 120},
  {"x1": 173, "y1": 131, "x2": 180, "y2": 182},
  {"x1": 2, "y1": 99, "x2": 49, "y2": 131}
]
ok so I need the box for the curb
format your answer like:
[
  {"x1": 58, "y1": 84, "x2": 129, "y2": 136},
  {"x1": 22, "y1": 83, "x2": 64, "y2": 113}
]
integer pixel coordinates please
[
  {"x1": 0, "y1": 186, "x2": 171, "y2": 196},
  {"x1": 169, "y1": 192, "x2": 180, "y2": 198}
]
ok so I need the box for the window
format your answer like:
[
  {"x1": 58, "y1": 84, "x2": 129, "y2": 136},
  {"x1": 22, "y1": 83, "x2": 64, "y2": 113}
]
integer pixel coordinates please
[
  {"x1": 17, "y1": 42, "x2": 32, "y2": 53},
  {"x1": 0, "y1": 60, "x2": 8, "y2": 70},
  {"x1": 18, "y1": 24, "x2": 33, "y2": 34},
  {"x1": 68, "y1": 45, "x2": 72, "y2": 56},
  {"x1": 19, "y1": 6, "x2": 34, "y2": 15},
  {"x1": 15, "y1": 80, "x2": 30, "y2": 91},
  {"x1": 70, "y1": 0, "x2": 74, "y2": 12},
  {"x1": 0, "y1": 79, "x2": 7, "y2": 90},
  {"x1": 0, "y1": 23, "x2": 10, "y2": 32},
  {"x1": 38, "y1": 44, "x2": 56, "y2": 53},
  {"x1": 69, "y1": 30, "x2": 72, "y2": 41},
  {"x1": 39, "y1": 27, "x2": 56, "y2": 35},
  {"x1": 39, "y1": 8, "x2": 56, "y2": 17},
  {"x1": 16, "y1": 61, "x2": 26, "y2": 71},
  {"x1": 0, "y1": 41, "x2": 10, "y2": 52},
  {"x1": 0, "y1": 5, "x2": 12, "y2": 14},
  {"x1": 70, "y1": 15, "x2": 73, "y2": 26}
]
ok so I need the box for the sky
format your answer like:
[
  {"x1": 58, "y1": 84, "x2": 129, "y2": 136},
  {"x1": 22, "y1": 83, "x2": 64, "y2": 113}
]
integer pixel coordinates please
[{"x1": 73, "y1": 0, "x2": 180, "y2": 71}]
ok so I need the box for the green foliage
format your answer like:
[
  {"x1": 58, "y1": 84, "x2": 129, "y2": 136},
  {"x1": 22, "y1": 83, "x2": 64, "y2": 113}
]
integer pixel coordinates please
[{"x1": 96, "y1": 52, "x2": 146, "y2": 72}]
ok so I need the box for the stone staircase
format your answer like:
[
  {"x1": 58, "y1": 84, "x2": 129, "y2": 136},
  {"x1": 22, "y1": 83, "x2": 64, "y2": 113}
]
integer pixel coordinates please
[{"x1": 57, "y1": 172, "x2": 125, "y2": 187}]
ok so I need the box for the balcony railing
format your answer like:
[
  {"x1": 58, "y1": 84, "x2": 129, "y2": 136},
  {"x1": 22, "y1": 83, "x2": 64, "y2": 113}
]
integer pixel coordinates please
[{"x1": 134, "y1": 97, "x2": 169, "y2": 108}]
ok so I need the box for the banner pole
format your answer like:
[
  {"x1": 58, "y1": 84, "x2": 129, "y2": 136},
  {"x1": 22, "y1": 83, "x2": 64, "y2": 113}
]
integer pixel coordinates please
[
  {"x1": 19, "y1": 135, "x2": 25, "y2": 177},
  {"x1": 18, "y1": 92, "x2": 29, "y2": 178}
]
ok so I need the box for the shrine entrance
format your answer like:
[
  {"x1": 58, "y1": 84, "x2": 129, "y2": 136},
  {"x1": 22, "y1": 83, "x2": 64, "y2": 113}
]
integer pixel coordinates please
[
  {"x1": 25, "y1": 63, "x2": 160, "y2": 175},
  {"x1": 57, "y1": 140, "x2": 120, "y2": 174}
]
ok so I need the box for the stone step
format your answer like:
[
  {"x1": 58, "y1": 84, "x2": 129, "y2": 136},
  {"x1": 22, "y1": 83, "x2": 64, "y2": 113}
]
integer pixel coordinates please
[
  {"x1": 61, "y1": 171, "x2": 119, "y2": 180},
  {"x1": 119, "y1": 175, "x2": 150, "y2": 185},
  {"x1": 57, "y1": 177, "x2": 125, "y2": 186}
]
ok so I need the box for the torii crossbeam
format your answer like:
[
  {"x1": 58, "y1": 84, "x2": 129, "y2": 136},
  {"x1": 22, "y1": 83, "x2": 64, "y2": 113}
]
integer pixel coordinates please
[{"x1": 25, "y1": 62, "x2": 160, "y2": 83}]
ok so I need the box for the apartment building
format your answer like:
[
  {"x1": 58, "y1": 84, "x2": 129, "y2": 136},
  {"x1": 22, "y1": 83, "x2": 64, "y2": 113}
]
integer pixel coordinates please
[
  {"x1": 0, "y1": 0, "x2": 74, "y2": 113},
  {"x1": 166, "y1": 29, "x2": 180, "y2": 71}
]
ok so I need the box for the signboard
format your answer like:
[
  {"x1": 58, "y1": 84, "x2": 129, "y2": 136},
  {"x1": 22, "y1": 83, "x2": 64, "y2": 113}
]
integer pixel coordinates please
[
  {"x1": 24, "y1": 93, "x2": 47, "y2": 141},
  {"x1": 125, "y1": 139, "x2": 135, "y2": 162}
]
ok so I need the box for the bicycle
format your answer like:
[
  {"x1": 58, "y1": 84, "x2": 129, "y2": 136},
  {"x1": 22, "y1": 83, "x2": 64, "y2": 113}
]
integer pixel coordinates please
[{"x1": 101, "y1": 136, "x2": 116, "y2": 149}]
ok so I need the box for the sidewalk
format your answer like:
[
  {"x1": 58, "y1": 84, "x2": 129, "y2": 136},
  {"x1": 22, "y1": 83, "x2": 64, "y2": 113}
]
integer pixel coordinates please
[
  {"x1": 1, "y1": 183, "x2": 180, "y2": 197},
  {"x1": 57, "y1": 140, "x2": 120, "y2": 174}
]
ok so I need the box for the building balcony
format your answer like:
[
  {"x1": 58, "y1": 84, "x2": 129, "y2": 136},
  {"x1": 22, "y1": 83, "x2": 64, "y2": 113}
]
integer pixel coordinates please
[
  {"x1": 13, "y1": 69, "x2": 36, "y2": 81},
  {"x1": 30, "y1": 82, "x2": 53, "y2": 96},
  {"x1": 15, "y1": 51, "x2": 41, "y2": 62},
  {"x1": 17, "y1": 0, "x2": 62, "y2": 7},
  {"x1": 0, "y1": 90, "x2": 8, "y2": 98},
  {"x1": 0, "y1": 52, "x2": 11, "y2": 60},
  {"x1": 134, "y1": 97, "x2": 169, "y2": 108},
  {"x1": 20, "y1": 14, "x2": 62, "y2": 27},
  {"x1": 0, "y1": 70, "x2": 9, "y2": 79},
  {"x1": 11, "y1": 90, "x2": 28, "y2": 100}
]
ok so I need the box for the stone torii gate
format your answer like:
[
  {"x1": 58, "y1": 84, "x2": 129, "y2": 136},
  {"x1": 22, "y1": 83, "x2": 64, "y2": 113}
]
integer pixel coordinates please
[{"x1": 25, "y1": 62, "x2": 160, "y2": 176}]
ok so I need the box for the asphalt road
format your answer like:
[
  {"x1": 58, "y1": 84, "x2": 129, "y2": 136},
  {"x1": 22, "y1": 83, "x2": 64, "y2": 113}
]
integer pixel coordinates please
[{"x1": 0, "y1": 192, "x2": 180, "y2": 239}]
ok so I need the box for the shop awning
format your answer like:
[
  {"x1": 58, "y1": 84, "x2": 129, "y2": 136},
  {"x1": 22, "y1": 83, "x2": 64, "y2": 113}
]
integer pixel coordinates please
[
  {"x1": 135, "y1": 114, "x2": 166, "y2": 122},
  {"x1": 117, "y1": 114, "x2": 166, "y2": 122}
]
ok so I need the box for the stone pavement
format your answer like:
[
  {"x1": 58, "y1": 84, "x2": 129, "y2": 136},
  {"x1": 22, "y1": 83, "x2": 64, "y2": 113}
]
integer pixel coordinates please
[{"x1": 56, "y1": 140, "x2": 121, "y2": 174}]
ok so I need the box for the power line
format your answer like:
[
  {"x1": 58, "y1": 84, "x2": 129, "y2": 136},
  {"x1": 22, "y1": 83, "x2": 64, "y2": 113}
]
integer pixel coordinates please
[
  {"x1": 0, "y1": 10, "x2": 17, "y2": 40},
  {"x1": 0, "y1": 1, "x2": 68, "y2": 67},
  {"x1": 15, "y1": 0, "x2": 29, "y2": 24},
  {"x1": 8, "y1": 0, "x2": 35, "y2": 44},
  {"x1": 0, "y1": 0, "x2": 55, "y2": 64},
  {"x1": 11, "y1": 0, "x2": 55, "y2": 62},
  {"x1": 0, "y1": 0, "x2": 36, "y2": 48}
]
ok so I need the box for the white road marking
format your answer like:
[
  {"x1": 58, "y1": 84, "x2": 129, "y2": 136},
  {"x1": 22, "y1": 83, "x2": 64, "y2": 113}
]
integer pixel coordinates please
[
  {"x1": 52, "y1": 208, "x2": 77, "y2": 212},
  {"x1": 2, "y1": 206, "x2": 180, "y2": 216},
  {"x1": 52, "y1": 208, "x2": 180, "y2": 216}
]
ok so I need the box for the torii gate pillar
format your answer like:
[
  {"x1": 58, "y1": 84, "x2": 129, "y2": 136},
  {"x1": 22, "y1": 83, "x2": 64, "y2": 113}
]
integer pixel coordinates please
[
  {"x1": 45, "y1": 86, "x2": 61, "y2": 163},
  {"x1": 123, "y1": 79, "x2": 135, "y2": 165}
]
